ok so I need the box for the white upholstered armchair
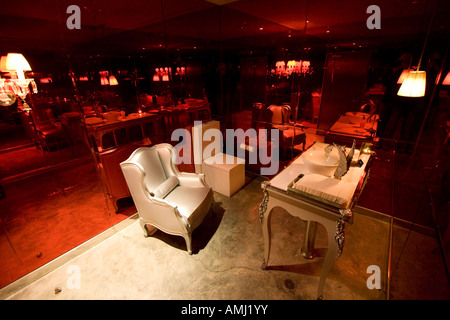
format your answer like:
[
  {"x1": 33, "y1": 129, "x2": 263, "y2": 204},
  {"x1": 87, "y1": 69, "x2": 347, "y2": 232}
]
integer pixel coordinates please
[{"x1": 120, "y1": 143, "x2": 214, "y2": 254}]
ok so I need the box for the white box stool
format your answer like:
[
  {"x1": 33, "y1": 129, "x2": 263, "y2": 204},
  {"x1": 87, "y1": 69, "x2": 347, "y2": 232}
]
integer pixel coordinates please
[
  {"x1": 192, "y1": 120, "x2": 245, "y2": 197},
  {"x1": 202, "y1": 152, "x2": 245, "y2": 197}
]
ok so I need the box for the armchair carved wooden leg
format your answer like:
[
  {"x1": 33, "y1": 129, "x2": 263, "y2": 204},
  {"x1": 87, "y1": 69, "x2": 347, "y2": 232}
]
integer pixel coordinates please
[
  {"x1": 139, "y1": 219, "x2": 157, "y2": 238},
  {"x1": 183, "y1": 233, "x2": 193, "y2": 255}
]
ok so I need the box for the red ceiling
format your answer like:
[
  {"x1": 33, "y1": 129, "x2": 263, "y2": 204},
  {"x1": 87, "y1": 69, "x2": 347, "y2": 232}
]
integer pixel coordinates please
[{"x1": 0, "y1": 0, "x2": 449, "y2": 55}]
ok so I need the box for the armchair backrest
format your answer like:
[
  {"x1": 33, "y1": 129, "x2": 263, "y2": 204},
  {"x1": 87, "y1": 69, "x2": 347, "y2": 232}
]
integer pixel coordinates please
[
  {"x1": 18, "y1": 111, "x2": 39, "y2": 143},
  {"x1": 267, "y1": 105, "x2": 292, "y2": 124},
  {"x1": 121, "y1": 144, "x2": 178, "y2": 196}
]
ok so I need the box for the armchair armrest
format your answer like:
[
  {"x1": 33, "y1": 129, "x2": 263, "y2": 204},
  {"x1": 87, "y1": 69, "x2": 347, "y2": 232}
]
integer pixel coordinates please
[
  {"x1": 141, "y1": 192, "x2": 191, "y2": 233},
  {"x1": 177, "y1": 172, "x2": 209, "y2": 188},
  {"x1": 36, "y1": 120, "x2": 58, "y2": 131},
  {"x1": 149, "y1": 194, "x2": 176, "y2": 207}
]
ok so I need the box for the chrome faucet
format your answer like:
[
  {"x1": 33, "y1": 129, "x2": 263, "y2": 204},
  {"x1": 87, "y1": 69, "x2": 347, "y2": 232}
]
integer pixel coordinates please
[
  {"x1": 360, "y1": 99, "x2": 376, "y2": 121},
  {"x1": 324, "y1": 140, "x2": 356, "y2": 179}
]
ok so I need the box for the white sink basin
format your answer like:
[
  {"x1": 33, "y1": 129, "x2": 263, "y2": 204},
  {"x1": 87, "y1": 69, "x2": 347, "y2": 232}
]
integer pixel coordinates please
[
  {"x1": 302, "y1": 144, "x2": 340, "y2": 177},
  {"x1": 345, "y1": 111, "x2": 369, "y2": 118},
  {"x1": 102, "y1": 111, "x2": 121, "y2": 122},
  {"x1": 345, "y1": 112, "x2": 370, "y2": 124}
]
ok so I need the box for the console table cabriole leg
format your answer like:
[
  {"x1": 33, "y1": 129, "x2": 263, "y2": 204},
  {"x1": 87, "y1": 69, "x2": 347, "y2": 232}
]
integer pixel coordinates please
[
  {"x1": 316, "y1": 218, "x2": 341, "y2": 300},
  {"x1": 316, "y1": 210, "x2": 350, "y2": 300},
  {"x1": 335, "y1": 208, "x2": 352, "y2": 259},
  {"x1": 261, "y1": 205, "x2": 276, "y2": 270},
  {"x1": 259, "y1": 181, "x2": 271, "y2": 270}
]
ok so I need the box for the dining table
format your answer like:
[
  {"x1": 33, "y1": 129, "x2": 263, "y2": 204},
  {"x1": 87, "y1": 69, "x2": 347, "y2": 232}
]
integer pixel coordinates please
[
  {"x1": 85, "y1": 112, "x2": 158, "y2": 152},
  {"x1": 325, "y1": 113, "x2": 379, "y2": 147}
]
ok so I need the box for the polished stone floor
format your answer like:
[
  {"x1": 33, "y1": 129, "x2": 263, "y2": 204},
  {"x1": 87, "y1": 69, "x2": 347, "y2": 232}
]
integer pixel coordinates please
[{"x1": 0, "y1": 174, "x2": 423, "y2": 300}]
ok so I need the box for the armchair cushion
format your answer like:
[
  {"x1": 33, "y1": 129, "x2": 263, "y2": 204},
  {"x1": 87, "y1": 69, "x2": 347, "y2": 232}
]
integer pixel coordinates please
[
  {"x1": 151, "y1": 175, "x2": 179, "y2": 199},
  {"x1": 164, "y1": 186, "x2": 213, "y2": 227}
]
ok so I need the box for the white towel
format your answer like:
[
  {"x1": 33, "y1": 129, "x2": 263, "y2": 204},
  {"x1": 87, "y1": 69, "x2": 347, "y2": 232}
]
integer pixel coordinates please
[{"x1": 292, "y1": 174, "x2": 358, "y2": 208}]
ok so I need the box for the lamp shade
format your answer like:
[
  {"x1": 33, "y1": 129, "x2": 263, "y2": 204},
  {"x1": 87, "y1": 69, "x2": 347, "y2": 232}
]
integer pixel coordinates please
[
  {"x1": 39, "y1": 77, "x2": 52, "y2": 84},
  {"x1": 109, "y1": 75, "x2": 118, "y2": 86},
  {"x1": 287, "y1": 60, "x2": 296, "y2": 68},
  {"x1": 295, "y1": 60, "x2": 302, "y2": 73},
  {"x1": 443, "y1": 71, "x2": 450, "y2": 85},
  {"x1": 397, "y1": 69, "x2": 412, "y2": 84},
  {"x1": 1, "y1": 53, "x2": 31, "y2": 71},
  {"x1": 275, "y1": 61, "x2": 285, "y2": 75},
  {"x1": 0, "y1": 56, "x2": 7, "y2": 71},
  {"x1": 100, "y1": 76, "x2": 109, "y2": 85},
  {"x1": 301, "y1": 60, "x2": 310, "y2": 73},
  {"x1": 397, "y1": 70, "x2": 426, "y2": 97}
]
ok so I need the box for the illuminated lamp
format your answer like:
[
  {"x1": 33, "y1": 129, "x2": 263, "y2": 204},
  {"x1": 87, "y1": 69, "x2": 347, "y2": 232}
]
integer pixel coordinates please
[
  {"x1": 275, "y1": 61, "x2": 285, "y2": 75},
  {"x1": 397, "y1": 1, "x2": 438, "y2": 98},
  {"x1": 39, "y1": 77, "x2": 52, "y2": 84},
  {"x1": 295, "y1": 60, "x2": 302, "y2": 73},
  {"x1": 397, "y1": 71, "x2": 426, "y2": 97},
  {"x1": 153, "y1": 68, "x2": 160, "y2": 81},
  {"x1": 109, "y1": 75, "x2": 118, "y2": 86},
  {"x1": 0, "y1": 53, "x2": 36, "y2": 111},
  {"x1": 1, "y1": 53, "x2": 31, "y2": 80},
  {"x1": 162, "y1": 67, "x2": 170, "y2": 81},
  {"x1": 286, "y1": 60, "x2": 296, "y2": 75},
  {"x1": 442, "y1": 71, "x2": 450, "y2": 85},
  {"x1": 397, "y1": 69, "x2": 412, "y2": 84},
  {"x1": 301, "y1": 60, "x2": 310, "y2": 73},
  {"x1": 0, "y1": 56, "x2": 8, "y2": 73},
  {"x1": 100, "y1": 76, "x2": 109, "y2": 85}
]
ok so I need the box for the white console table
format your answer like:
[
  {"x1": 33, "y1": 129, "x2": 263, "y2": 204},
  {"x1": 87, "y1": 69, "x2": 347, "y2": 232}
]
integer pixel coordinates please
[{"x1": 259, "y1": 142, "x2": 373, "y2": 299}]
